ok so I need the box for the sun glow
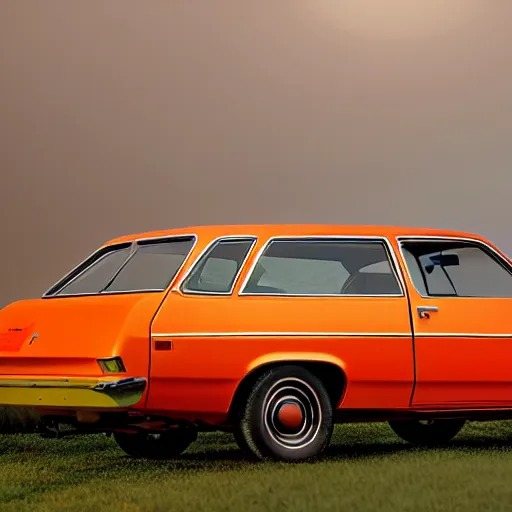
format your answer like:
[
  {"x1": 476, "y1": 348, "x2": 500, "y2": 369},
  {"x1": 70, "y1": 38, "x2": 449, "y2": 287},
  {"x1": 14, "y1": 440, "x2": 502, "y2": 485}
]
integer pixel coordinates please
[{"x1": 305, "y1": 0, "x2": 484, "y2": 40}]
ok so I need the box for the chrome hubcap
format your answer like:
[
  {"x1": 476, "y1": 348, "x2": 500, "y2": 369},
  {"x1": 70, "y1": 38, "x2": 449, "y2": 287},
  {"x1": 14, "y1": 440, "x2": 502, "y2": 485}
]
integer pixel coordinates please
[{"x1": 263, "y1": 378, "x2": 322, "y2": 450}]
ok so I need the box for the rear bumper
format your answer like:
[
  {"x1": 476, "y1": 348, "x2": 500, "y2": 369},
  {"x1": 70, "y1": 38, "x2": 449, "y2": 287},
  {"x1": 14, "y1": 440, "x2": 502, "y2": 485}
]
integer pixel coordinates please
[{"x1": 0, "y1": 376, "x2": 146, "y2": 409}]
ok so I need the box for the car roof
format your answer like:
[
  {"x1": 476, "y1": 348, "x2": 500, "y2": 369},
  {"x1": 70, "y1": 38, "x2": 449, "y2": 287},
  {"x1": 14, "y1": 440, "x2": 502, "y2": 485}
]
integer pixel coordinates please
[{"x1": 104, "y1": 224, "x2": 486, "y2": 246}]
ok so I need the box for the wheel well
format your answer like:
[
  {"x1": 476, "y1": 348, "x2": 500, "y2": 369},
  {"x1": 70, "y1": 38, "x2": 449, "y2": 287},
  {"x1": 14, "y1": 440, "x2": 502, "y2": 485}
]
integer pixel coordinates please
[{"x1": 227, "y1": 361, "x2": 346, "y2": 424}]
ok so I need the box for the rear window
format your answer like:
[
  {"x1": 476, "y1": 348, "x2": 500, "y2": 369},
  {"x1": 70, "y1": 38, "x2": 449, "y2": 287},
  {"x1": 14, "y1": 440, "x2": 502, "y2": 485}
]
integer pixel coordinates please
[{"x1": 46, "y1": 237, "x2": 195, "y2": 296}]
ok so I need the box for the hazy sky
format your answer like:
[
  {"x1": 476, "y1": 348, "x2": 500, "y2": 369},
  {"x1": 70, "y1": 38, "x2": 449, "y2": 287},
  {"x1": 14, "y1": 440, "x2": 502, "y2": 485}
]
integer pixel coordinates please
[{"x1": 1, "y1": 1, "x2": 511, "y2": 306}]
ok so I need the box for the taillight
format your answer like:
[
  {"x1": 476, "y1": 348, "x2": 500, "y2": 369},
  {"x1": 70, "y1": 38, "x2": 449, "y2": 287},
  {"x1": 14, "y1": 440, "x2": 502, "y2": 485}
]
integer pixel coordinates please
[{"x1": 97, "y1": 357, "x2": 126, "y2": 374}]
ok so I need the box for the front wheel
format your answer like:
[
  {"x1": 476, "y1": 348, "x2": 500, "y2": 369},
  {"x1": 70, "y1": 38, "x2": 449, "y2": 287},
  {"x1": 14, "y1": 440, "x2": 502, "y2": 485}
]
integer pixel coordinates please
[
  {"x1": 388, "y1": 418, "x2": 466, "y2": 446},
  {"x1": 235, "y1": 365, "x2": 334, "y2": 462},
  {"x1": 113, "y1": 427, "x2": 198, "y2": 459}
]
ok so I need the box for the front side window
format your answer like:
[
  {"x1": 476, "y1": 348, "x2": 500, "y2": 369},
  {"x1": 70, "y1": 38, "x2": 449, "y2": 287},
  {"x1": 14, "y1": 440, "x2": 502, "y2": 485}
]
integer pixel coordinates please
[
  {"x1": 47, "y1": 237, "x2": 195, "y2": 296},
  {"x1": 400, "y1": 240, "x2": 512, "y2": 298},
  {"x1": 241, "y1": 238, "x2": 402, "y2": 296},
  {"x1": 182, "y1": 238, "x2": 256, "y2": 294}
]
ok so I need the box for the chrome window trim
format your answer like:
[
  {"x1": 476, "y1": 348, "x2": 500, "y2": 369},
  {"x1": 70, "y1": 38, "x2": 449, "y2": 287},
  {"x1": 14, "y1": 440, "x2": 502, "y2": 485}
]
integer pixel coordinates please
[
  {"x1": 177, "y1": 235, "x2": 258, "y2": 296},
  {"x1": 238, "y1": 235, "x2": 406, "y2": 298},
  {"x1": 396, "y1": 235, "x2": 512, "y2": 299},
  {"x1": 43, "y1": 289, "x2": 168, "y2": 299},
  {"x1": 43, "y1": 234, "x2": 198, "y2": 298}
]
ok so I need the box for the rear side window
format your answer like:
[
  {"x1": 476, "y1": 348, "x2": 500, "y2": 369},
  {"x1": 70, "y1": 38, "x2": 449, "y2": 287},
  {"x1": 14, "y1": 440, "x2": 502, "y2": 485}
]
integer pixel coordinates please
[
  {"x1": 105, "y1": 239, "x2": 195, "y2": 292},
  {"x1": 241, "y1": 238, "x2": 402, "y2": 296},
  {"x1": 182, "y1": 238, "x2": 256, "y2": 294},
  {"x1": 56, "y1": 245, "x2": 132, "y2": 296},
  {"x1": 47, "y1": 237, "x2": 195, "y2": 296}
]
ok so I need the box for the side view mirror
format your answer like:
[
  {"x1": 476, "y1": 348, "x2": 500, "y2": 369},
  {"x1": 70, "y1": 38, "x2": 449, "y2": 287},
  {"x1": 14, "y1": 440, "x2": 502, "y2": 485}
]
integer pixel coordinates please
[{"x1": 425, "y1": 254, "x2": 459, "y2": 274}]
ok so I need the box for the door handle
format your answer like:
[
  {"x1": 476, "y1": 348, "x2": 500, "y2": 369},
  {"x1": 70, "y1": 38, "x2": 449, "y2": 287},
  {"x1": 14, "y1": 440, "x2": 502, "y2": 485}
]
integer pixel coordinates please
[{"x1": 417, "y1": 306, "x2": 438, "y2": 319}]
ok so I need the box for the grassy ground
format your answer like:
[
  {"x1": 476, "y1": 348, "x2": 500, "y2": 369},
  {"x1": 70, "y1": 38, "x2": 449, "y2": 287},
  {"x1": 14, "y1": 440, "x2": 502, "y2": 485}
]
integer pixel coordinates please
[{"x1": 0, "y1": 421, "x2": 511, "y2": 512}]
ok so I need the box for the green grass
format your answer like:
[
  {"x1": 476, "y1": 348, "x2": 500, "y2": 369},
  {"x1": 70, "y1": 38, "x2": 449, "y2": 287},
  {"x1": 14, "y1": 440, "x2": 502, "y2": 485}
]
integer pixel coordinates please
[{"x1": 0, "y1": 421, "x2": 511, "y2": 511}]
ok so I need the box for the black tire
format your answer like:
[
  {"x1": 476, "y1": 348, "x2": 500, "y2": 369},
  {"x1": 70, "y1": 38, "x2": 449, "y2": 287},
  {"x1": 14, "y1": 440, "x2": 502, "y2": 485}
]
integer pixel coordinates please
[
  {"x1": 232, "y1": 425, "x2": 259, "y2": 459},
  {"x1": 388, "y1": 418, "x2": 466, "y2": 446},
  {"x1": 0, "y1": 407, "x2": 41, "y2": 434},
  {"x1": 236, "y1": 365, "x2": 334, "y2": 462},
  {"x1": 113, "y1": 427, "x2": 197, "y2": 459}
]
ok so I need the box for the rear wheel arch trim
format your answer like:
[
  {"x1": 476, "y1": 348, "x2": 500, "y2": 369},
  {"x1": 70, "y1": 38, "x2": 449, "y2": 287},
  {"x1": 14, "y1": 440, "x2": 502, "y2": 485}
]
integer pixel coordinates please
[{"x1": 246, "y1": 352, "x2": 347, "y2": 375}]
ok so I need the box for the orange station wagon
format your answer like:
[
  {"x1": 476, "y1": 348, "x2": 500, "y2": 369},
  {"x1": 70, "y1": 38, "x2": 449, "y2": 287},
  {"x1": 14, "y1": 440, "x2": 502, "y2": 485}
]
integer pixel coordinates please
[{"x1": 1, "y1": 224, "x2": 512, "y2": 461}]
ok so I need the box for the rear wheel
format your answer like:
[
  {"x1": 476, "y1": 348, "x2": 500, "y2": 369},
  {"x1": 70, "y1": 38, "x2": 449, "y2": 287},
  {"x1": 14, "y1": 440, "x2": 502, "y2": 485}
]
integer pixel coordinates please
[
  {"x1": 234, "y1": 365, "x2": 334, "y2": 462},
  {"x1": 388, "y1": 418, "x2": 466, "y2": 446},
  {"x1": 232, "y1": 425, "x2": 259, "y2": 459},
  {"x1": 113, "y1": 426, "x2": 197, "y2": 459}
]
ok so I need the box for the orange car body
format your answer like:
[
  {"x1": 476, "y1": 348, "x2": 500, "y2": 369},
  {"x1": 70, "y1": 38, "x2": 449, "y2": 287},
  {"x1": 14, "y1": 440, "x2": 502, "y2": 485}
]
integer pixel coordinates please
[{"x1": 1, "y1": 224, "x2": 512, "y2": 428}]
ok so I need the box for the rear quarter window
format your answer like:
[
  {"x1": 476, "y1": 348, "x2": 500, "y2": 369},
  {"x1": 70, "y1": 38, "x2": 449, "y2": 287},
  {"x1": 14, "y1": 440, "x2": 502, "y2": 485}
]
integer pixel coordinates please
[
  {"x1": 105, "y1": 239, "x2": 195, "y2": 292},
  {"x1": 181, "y1": 238, "x2": 256, "y2": 294}
]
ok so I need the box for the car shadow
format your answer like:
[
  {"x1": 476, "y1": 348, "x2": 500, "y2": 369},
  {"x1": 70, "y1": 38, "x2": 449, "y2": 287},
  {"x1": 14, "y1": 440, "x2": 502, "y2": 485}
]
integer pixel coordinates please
[
  {"x1": 1, "y1": 429, "x2": 510, "y2": 469},
  {"x1": 178, "y1": 435, "x2": 512, "y2": 465},
  {"x1": 325, "y1": 437, "x2": 512, "y2": 460}
]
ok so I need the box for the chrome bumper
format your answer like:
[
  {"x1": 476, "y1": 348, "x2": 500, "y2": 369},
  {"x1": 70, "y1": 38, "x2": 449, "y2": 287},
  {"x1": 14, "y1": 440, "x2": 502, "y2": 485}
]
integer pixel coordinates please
[{"x1": 0, "y1": 376, "x2": 147, "y2": 409}]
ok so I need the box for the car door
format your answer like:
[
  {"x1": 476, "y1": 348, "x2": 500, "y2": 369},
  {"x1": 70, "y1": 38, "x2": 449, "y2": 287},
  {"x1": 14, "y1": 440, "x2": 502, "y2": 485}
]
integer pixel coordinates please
[
  {"x1": 397, "y1": 236, "x2": 512, "y2": 408},
  {"x1": 149, "y1": 234, "x2": 415, "y2": 415}
]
